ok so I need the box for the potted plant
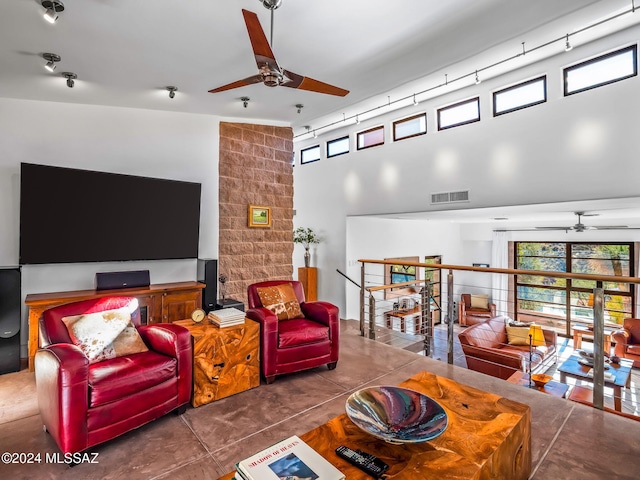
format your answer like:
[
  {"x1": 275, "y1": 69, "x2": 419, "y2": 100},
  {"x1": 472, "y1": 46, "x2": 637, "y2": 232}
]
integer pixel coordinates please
[{"x1": 293, "y1": 227, "x2": 320, "y2": 267}]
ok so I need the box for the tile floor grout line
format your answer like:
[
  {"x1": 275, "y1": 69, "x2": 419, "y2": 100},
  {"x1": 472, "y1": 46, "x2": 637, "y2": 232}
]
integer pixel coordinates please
[{"x1": 208, "y1": 357, "x2": 425, "y2": 456}]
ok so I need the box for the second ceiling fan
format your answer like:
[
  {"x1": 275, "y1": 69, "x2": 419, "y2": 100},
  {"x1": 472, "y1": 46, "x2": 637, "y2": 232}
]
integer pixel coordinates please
[{"x1": 208, "y1": 7, "x2": 349, "y2": 97}]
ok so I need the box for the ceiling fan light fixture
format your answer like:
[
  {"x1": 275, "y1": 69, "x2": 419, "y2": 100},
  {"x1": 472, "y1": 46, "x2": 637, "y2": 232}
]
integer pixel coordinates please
[
  {"x1": 42, "y1": 1, "x2": 64, "y2": 24},
  {"x1": 43, "y1": 53, "x2": 61, "y2": 72},
  {"x1": 260, "y1": 0, "x2": 282, "y2": 10}
]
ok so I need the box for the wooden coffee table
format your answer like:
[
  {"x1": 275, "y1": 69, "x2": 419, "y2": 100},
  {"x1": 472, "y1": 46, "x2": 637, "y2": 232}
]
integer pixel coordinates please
[
  {"x1": 507, "y1": 371, "x2": 569, "y2": 398},
  {"x1": 558, "y1": 354, "x2": 632, "y2": 412},
  {"x1": 217, "y1": 371, "x2": 531, "y2": 480}
]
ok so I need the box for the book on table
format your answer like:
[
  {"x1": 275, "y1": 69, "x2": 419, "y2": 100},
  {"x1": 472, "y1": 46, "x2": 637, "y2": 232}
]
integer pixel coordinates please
[
  {"x1": 236, "y1": 435, "x2": 345, "y2": 480},
  {"x1": 208, "y1": 308, "x2": 245, "y2": 327}
]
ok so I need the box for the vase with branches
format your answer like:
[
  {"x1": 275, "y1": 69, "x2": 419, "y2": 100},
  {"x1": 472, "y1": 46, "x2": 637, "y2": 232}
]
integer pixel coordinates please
[{"x1": 293, "y1": 227, "x2": 320, "y2": 267}]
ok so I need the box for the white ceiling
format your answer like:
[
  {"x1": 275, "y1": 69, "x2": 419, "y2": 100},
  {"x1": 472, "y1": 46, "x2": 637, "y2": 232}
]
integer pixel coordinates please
[
  {"x1": 1, "y1": 0, "x2": 624, "y2": 136},
  {"x1": 3, "y1": 0, "x2": 640, "y2": 227}
]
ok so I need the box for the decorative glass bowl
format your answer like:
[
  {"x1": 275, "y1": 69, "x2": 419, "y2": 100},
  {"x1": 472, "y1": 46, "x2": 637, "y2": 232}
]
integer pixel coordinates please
[{"x1": 345, "y1": 386, "x2": 448, "y2": 444}]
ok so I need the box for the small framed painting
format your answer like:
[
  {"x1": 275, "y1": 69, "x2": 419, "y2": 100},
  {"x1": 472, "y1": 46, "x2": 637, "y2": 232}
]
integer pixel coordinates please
[{"x1": 248, "y1": 205, "x2": 271, "y2": 228}]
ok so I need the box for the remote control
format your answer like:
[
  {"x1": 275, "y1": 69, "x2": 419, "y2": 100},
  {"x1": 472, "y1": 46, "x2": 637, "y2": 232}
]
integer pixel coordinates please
[{"x1": 335, "y1": 445, "x2": 389, "y2": 478}]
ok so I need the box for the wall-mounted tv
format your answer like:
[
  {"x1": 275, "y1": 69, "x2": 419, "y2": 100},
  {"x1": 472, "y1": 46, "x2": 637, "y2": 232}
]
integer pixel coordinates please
[{"x1": 19, "y1": 163, "x2": 202, "y2": 265}]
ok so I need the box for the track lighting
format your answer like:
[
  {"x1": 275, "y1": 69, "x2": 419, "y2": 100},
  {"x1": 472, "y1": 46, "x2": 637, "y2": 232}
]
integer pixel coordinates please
[
  {"x1": 355, "y1": 115, "x2": 360, "y2": 124},
  {"x1": 42, "y1": 1, "x2": 64, "y2": 24},
  {"x1": 475, "y1": 70, "x2": 481, "y2": 85},
  {"x1": 241, "y1": 96, "x2": 250, "y2": 108},
  {"x1": 296, "y1": 103, "x2": 303, "y2": 114},
  {"x1": 313, "y1": 130, "x2": 317, "y2": 138},
  {"x1": 413, "y1": 94, "x2": 418, "y2": 106},
  {"x1": 565, "y1": 34, "x2": 573, "y2": 52},
  {"x1": 166, "y1": 86, "x2": 178, "y2": 99},
  {"x1": 43, "y1": 53, "x2": 61, "y2": 72},
  {"x1": 61, "y1": 72, "x2": 76, "y2": 88},
  {"x1": 261, "y1": 0, "x2": 282, "y2": 10}
]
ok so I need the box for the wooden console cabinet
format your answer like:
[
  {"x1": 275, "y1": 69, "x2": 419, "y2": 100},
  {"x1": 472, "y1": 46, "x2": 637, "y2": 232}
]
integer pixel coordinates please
[{"x1": 25, "y1": 281, "x2": 205, "y2": 371}]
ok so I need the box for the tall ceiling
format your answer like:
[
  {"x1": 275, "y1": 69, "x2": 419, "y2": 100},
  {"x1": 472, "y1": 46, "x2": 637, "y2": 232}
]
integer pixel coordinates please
[{"x1": 2, "y1": 0, "x2": 627, "y2": 136}]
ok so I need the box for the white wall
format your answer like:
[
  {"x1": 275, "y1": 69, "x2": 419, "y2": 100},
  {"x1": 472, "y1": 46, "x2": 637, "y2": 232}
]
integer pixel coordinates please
[
  {"x1": 293, "y1": 24, "x2": 640, "y2": 313},
  {"x1": 0, "y1": 99, "x2": 223, "y2": 355}
]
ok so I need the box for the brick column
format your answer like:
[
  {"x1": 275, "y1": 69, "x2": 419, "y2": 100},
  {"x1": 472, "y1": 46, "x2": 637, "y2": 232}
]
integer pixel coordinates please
[{"x1": 218, "y1": 122, "x2": 294, "y2": 305}]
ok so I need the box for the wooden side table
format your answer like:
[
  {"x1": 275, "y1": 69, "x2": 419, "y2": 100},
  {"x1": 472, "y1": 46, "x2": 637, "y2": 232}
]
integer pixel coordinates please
[
  {"x1": 174, "y1": 319, "x2": 260, "y2": 407},
  {"x1": 298, "y1": 267, "x2": 317, "y2": 301},
  {"x1": 507, "y1": 371, "x2": 569, "y2": 398},
  {"x1": 572, "y1": 325, "x2": 613, "y2": 354}
]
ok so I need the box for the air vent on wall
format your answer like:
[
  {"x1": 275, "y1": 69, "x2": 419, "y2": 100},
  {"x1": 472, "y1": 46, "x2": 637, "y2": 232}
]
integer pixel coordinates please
[{"x1": 430, "y1": 190, "x2": 470, "y2": 204}]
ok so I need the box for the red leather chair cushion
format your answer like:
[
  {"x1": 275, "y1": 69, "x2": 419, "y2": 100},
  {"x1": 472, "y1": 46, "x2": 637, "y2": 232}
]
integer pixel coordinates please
[
  {"x1": 627, "y1": 345, "x2": 640, "y2": 355},
  {"x1": 458, "y1": 319, "x2": 506, "y2": 349},
  {"x1": 89, "y1": 351, "x2": 177, "y2": 407},
  {"x1": 624, "y1": 319, "x2": 640, "y2": 344},
  {"x1": 278, "y1": 319, "x2": 330, "y2": 348}
]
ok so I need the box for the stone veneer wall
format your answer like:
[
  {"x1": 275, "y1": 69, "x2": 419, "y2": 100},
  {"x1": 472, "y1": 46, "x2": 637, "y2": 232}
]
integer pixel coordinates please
[{"x1": 218, "y1": 122, "x2": 294, "y2": 306}]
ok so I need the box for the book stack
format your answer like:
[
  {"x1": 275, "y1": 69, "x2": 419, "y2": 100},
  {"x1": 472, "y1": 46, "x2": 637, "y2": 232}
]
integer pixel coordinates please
[
  {"x1": 208, "y1": 308, "x2": 245, "y2": 327},
  {"x1": 234, "y1": 435, "x2": 344, "y2": 480}
]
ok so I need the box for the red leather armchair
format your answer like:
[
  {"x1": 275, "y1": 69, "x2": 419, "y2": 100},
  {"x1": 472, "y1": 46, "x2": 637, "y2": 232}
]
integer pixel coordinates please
[
  {"x1": 247, "y1": 280, "x2": 339, "y2": 384},
  {"x1": 612, "y1": 318, "x2": 640, "y2": 367},
  {"x1": 35, "y1": 296, "x2": 192, "y2": 455}
]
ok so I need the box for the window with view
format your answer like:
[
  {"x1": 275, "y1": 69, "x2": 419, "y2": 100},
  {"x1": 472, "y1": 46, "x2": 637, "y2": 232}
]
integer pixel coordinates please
[
  {"x1": 493, "y1": 76, "x2": 547, "y2": 116},
  {"x1": 437, "y1": 97, "x2": 480, "y2": 130},
  {"x1": 564, "y1": 44, "x2": 637, "y2": 96},
  {"x1": 515, "y1": 242, "x2": 634, "y2": 329},
  {"x1": 300, "y1": 145, "x2": 321, "y2": 164}
]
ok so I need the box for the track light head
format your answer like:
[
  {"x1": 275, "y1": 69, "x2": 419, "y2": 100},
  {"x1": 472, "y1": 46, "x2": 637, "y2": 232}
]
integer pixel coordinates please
[
  {"x1": 166, "y1": 86, "x2": 178, "y2": 99},
  {"x1": 412, "y1": 94, "x2": 418, "y2": 106},
  {"x1": 241, "y1": 96, "x2": 250, "y2": 108},
  {"x1": 475, "y1": 70, "x2": 481, "y2": 85},
  {"x1": 43, "y1": 53, "x2": 61, "y2": 72},
  {"x1": 42, "y1": 1, "x2": 64, "y2": 24},
  {"x1": 296, "y1": 103, "x2": 304, "y2": 114},
  {"x1": 61, "y1": 72, "x2": 76, "y2": 88},
  {"x1": 565, "y1": 33, "x2": 573, "y2": 52}
]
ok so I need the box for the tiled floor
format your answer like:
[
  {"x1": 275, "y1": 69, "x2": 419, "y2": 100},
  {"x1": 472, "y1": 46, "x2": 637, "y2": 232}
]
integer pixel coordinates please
[{"x1": 1, "y1": 319, "x2": 640, "y2": 479}]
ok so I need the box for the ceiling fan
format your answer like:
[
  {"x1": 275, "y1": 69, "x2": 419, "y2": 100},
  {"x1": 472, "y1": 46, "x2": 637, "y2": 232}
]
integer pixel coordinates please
[
  {"x1": 498, "y1": 211, "x2": 640, "y2": 233},
  {"x1": 208, "y1": 5, "x2": 349, "y2": 97},
  {"x1": 533, "y1": 212, "x2": 632, "y2": 232}
]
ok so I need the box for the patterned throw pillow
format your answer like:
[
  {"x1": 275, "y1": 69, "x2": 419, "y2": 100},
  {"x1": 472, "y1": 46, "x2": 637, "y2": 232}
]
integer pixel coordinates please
[
  {"x1": 62, "y1": 307, "x2": 148, "y2": 363},
  {"x1": 256, "y1": 283, "x2": 304, "y2": 321}
]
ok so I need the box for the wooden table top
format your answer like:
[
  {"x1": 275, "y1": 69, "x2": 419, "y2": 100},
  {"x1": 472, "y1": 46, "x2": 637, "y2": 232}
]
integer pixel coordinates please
[{"x1": 217, "y1": 370, "x2": 531, "y2": 480}]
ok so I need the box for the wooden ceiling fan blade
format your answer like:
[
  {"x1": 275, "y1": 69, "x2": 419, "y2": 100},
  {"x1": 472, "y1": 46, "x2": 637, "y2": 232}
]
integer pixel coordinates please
[
  {"x1": 282, "y1": 69, "x2": 349, "y2": 97},
  {"x1": 242, "y1": 9, "x2": 279, "y2": 69},
  {"x1": 208, "y1": 75, "x2": 263, "y2": 93}
]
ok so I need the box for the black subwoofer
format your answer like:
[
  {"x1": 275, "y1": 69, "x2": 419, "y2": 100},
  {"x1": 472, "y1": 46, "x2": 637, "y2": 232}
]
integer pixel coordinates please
[{"x1": 0, "y1": 267, "x2": 21, "y2": 374}]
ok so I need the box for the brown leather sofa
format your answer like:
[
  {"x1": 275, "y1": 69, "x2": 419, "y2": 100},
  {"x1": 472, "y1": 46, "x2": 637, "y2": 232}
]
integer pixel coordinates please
[
  {"x1": 458, "y1": 316, "x2": 557, "y2": 380},
  {"x1": 612, "y1": 318, "x2": 640, "y2": 367},
  {"x1": 459, "y1": 293, "x2": 496, "y2": 326}
]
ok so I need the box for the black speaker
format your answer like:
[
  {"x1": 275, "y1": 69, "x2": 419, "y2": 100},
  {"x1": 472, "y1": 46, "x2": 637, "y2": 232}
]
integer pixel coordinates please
[
  {"x1": 197, "y1": 259, "x2": 217, "y2": 313},
  {"x1": 95, "y1": 270, "x2": 150, "y2": 291},
  {"x1": 0, "y1": 267, "x2": 21, "y2": 374}
]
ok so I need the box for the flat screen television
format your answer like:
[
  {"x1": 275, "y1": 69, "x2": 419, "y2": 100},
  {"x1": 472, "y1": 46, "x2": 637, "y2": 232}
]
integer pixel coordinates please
[{"x1": 19, "y1": 163, "x2": 202, "y2": 265}]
